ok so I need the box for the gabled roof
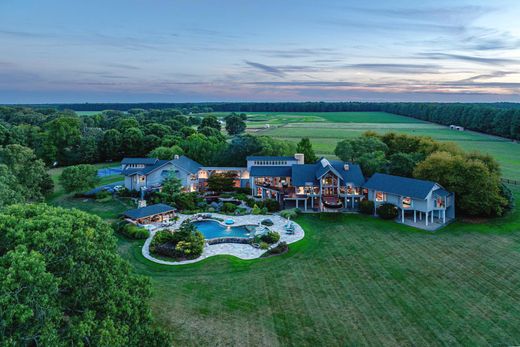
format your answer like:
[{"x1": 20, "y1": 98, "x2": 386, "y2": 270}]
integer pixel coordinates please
[
  {"x1": 315, "y1": 158, "x2": 343, "y2": 180},
  {"x1": 122, "y1": 160, "x2": 170, "y2": 176},
  {"x1": 250, "y1": 166, "x2": 292, "y2": 177},
  {"x1": 122, "y1": 155, "x2": 202, "y2": 177},
  {"x1": 246, "y1": 156, "x2": 296, "y2": 161},
  {"x1": 291, "y1": 164, "x2": 319, "y2": 186},
  {"x1": 123, "y1": 203, "x2": 176, "y2": 219},
  {"x1": 290, "y1": 159, "x2": 365, "y2": 187},
  {"x1": 121, "y1": 157, "x2": 158, "y2": 165},
  {"x1": 329, "y1": 160, "x2": 365, "y2": 186},
  {"x1": 363, "y1": 173, "x2": 441, "y2": 199},
  {"x1": 173, "y1": 155, "x2": 202, "y2": 174}
]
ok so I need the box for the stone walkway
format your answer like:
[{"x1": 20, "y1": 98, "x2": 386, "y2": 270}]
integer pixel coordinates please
[{"x1": 141, "y1": 213, "x2": 304, "y2": 265}]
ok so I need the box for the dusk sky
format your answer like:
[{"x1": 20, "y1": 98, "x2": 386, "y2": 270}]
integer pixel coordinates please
[{"x1": 1, "y1": 0, "x2": 520, "y2": 103}]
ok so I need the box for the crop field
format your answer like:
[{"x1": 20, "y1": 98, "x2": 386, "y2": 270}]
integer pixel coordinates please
[
  {"x1": 244, "y1": 112, "x2": 520, "y2": 181},
  {"x1": 118, "y1": 186, "x2": 520, "y2": 346}
]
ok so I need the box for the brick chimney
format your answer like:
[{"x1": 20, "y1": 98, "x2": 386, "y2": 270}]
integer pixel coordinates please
[
  {"x1": 294, "y1": 153, "x2": 304, "y2": 164},
  {"x1": 344, "y1": 163, "x2": 349, "y2": 171}
]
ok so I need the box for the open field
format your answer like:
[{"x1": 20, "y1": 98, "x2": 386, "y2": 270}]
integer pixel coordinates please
[
  {"x1": 243, "y1": 112, "x2": 520, "y2": 181},
  {"x1": 118, "y1": 185, "x2": 520, "y2": 346}
]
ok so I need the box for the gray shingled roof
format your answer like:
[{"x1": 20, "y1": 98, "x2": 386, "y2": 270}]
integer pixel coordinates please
[
  {"x1": 123, "y1": 203, "x2": 176, "y2": 219},
  {"x1": 121, "y1": 160, "x2": 170, "y2": 176},
  {"x1": 122, "y1": 155, "x2": 202, "y2": 176},
  {"x1": 172, "y1": 155, "x2": 202, "y2": 174},
  {"x1": 121, "y1": 157, "x2": 158, "y2": 165},
  {"x1": 363, "y1": 173, "x2": 440, "y2": 199},
  {"x1": 291, "y1": 159, "x2": 365, "y2": 186},
  {"x1": 250, "y1": 166, "x2": 292, "y2": 177},
  {"x1": 247, "y1": 156, "x2": 296, "y2": 161}
]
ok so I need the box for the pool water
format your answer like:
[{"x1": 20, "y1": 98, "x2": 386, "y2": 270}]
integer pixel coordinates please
[{"x1": 193, "y1": 220, "x2": 254, "y2": 239}]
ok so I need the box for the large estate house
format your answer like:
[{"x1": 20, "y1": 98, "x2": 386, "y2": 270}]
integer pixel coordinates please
[{"x1": 121, "y1": 153, "x2": 455, "y2": 227}]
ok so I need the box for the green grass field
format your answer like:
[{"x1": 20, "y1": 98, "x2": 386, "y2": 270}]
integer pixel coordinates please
[
  {"x1": 244, "y1": 112, "x2": 520, "y2": 181},
  {"x1": 117, "y1": 185, "x2": 520, "y2": 346},
  {"x1": 47, "y1": 162, "x2": 132, "y2": 220}
]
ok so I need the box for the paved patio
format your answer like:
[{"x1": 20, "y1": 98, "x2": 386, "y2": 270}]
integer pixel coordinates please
[{"x1": 141, "y1": 213, "x2": 304, "y2": 265}]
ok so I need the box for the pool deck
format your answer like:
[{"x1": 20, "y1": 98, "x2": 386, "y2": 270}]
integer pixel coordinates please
[{"x1": 141, "y1": 213, "x2": 305, "y2": 265}]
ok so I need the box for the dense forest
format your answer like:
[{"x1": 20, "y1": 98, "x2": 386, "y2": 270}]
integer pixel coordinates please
[
  {"x1": 0, "y1": 106, "x2": 294, "y2": 167},
  {"x1": 25, "y1": 102, "x2": 520, "y2": 140}
]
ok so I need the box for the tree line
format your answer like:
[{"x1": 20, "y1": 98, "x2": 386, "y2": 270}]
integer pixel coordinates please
[{"x1": 27, "y1": 102, "x2": 520, "y2": 140}]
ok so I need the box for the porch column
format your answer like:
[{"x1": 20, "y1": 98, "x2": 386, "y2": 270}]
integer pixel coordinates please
[
  {"x1": 311, "y1": 197, "x2": 314, "y2": 209},
  {"x1": 443, "y1": 210, "x2": 446, "y2": 224},
  {"x1": 414, "y1": 210, "x2": 417, "y2": 223},
  {"x1": 352, "y1": 197, "x2": 355, "y2": 209},
  {"x1": 426, "y1": 211, "x2": 429, "y2": 226},
  {"x1": 431, "y1": 211, "x2": 434, "y2": 223},
  {"x1": 344, "y1": 197, "x2": 347, "y2": 208},
  {"x1": 296, "y1": 200, "x2": 299, "y2": 209},
  {"x1": 401, "y1": 209, "x2": 404, "y2": 223},
  {"x1": 304, "y1": 199, "x2": 307, "y2": 211}
]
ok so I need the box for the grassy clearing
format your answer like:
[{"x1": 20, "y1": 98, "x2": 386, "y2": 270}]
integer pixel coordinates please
[
  {"x1": 117, "y1": 185, "x2": 520, "y2": 346},
  {"x1": 46, "y1": 162, "x2": 130, "y2": 220},
  {"x1": 246, "y1": 112, "x2": 520, "y2": 180}
]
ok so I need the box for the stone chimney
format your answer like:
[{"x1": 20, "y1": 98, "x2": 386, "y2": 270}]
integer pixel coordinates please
[
  {"x1": 174, "y1": 154, "x2": 180, "y2": 160},
  {"x1": 294, "y1": 153, "x2": 304, "y2": 164},
  {"x1": 344, "y1": 163, "x2": 350, "y2": 171}
]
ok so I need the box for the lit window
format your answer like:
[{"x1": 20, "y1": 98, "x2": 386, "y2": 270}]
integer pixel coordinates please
[
  {"x1": 402, "y1": 197, "x2": 412, "y2": 208},
  {"x1": 375, "y1": 192, "x2": 386, "y2": 202}
]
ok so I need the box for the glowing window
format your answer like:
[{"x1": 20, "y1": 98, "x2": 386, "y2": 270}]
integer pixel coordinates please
[
  {"x1": 375, "y1": 192, "x2": 386, "y2": 202},
  {"x1": 402, "y1": 197, "x2": 412, "y2": 208}
]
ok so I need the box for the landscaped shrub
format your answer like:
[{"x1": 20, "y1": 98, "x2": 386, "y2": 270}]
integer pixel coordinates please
[
  {"x1": 260, "y1": 199, "x2": 280, "y2": 212},
  {"x1": 247, "y1": 198, "x2": 280, "y2": 212},
  {"x1": 150, "y1": 221, "x2": 205, "y2": 260},
  {"x1": 280, "y1": 208, "x2": 301, "y2": 219},
  {"x1": 260, "y1": 231, "x2": 280, "y2": 244},
  {"x1": 113, "y1": 221, "x2": 150, "y2": 239},
  {"x1": 221, "y1": 202, "x2": 238, "y2": 214},
  {"x1": 259, "y1": 241, "x2": 269, "y2": 250},
  {"x1": 233, "y1": 187, "x2": 251, "y2": 195},
  {"x1": 252, "y1": 204, "x2": 262, "y2": 215},
  {"x1": 377, "y1": 203, "x2": 399, "y2": 220},
  {"x1": 261, "y1": 241, "x2": 288, "y2": 257},
  {"x1": 96, "y1": 190, "x2": 112, "y2": 202},
  {"x1": 359, "y1": 199, "x2": 375, "y2": 214}
]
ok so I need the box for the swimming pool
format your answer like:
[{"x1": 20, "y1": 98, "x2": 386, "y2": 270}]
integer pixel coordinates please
[{"x1": 193, "y1": 220, "x2": 254, "y2": 239}]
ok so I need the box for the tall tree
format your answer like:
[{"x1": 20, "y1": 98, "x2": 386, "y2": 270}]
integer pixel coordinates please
[
  {"x1": 198, "y1": 115, "x2": 221, "y2": 131},
  {"x1": 0, "y1": 144, "x2": 53, "y2": 201},
  {"x1": 414, "y1": 151, "x2": 508, "y2": 216},
  {"x1": 59, "y1": 164, "x2": 100, "y2": 193},
  {"x1": 225, "y1": 115, "x2": 246, "y2": 135},
  {"x1": 0, "y1": 204, "x2": 170, "y2": 346},
  {"x1": 101, "y1": 129, "x2": 122, "y2": 161},
  {"x1": 296, "y1": 137, "x2": 317, "y2": 163}
]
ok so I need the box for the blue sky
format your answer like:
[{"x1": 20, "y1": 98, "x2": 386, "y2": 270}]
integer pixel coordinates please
[{"x1": 1, "y1": 0, "x2": 520, "y2": 103}]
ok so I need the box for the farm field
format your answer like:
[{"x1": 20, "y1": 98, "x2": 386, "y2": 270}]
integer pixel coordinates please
[
  {"x1": 118, "y1": 186, "x2": 520, "y2": 347},
  {"x1": 244, "y1": 112, "x2": 520, "y2": 181}
]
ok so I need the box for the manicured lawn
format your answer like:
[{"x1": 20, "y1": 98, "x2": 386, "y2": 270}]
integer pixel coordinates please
[
  {"x1": 246, "y1": 112, "x2": 520, "y2": 181},
  {"x1": 117, "y1": 187, "x2": 520, "y2": 346}
]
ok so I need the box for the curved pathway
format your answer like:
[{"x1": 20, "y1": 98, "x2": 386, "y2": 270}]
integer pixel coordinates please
[{"x1": 141, "y1": 213, "x2": 304, "y2": 266}]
